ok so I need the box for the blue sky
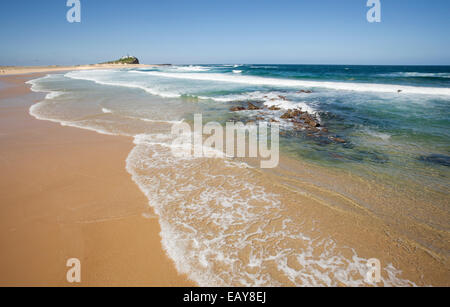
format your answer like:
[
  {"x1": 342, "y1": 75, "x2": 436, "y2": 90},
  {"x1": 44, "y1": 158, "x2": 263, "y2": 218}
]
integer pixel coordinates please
[{"x1": 0, "y1": 0, "x2": 449, "y2": 65}]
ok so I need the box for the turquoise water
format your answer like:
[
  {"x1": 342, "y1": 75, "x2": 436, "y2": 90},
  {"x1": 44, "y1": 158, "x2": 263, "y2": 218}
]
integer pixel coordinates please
[{"x1": 30, "y1": 65, "x2": 450, "y2": 193}]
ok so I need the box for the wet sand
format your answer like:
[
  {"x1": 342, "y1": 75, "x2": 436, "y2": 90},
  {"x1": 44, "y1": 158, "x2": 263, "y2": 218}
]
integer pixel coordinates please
[{"x1": 0, "y1": 74, "x2": 193, "y2": 286}]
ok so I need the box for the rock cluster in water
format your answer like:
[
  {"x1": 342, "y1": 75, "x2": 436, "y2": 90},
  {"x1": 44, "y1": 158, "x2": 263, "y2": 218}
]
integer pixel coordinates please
[{"x1": 229, "y1": 94, "x2": 347, "y2": 144}]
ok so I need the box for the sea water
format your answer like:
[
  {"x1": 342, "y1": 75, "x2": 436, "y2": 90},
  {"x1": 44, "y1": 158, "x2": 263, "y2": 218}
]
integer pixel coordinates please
[{"x1": 26, "y1": 64, "x2": 450, "y2": 286}]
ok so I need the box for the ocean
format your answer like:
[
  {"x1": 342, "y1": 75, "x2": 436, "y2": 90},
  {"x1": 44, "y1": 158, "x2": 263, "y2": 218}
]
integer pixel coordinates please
[{"x1": 27, "y1": 64, "x2": 450, "y2": 286}]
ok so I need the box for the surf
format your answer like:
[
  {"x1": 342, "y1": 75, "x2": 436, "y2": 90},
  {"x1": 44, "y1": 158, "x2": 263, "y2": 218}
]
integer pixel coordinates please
[{"x1": 131, "y1": 70, "x2": 450, "y2": 96}]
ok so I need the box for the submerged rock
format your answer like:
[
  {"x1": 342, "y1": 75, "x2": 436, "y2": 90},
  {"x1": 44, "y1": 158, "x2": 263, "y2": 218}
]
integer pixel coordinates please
[
  {"x1": 419, "y1": 154, "x2": 450, "y2": 167},
  {"x1": 329, "y1": 136, "x2": 346, "y2": 144}
]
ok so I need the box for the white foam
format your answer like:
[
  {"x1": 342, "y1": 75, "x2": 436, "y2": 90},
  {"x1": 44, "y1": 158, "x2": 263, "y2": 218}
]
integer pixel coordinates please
[
  {"x1": 201, "y1": 91, "x2": 318, "y2": 115},
  {"x1": 365, "y1": 129, "x2": 391, "y2": 141},
  {"x1": 126, "y1": 132, "x2": 417, "y2": 287},
  {"x1": 132, "y1": 71, "x2": 450, "y2": 96},
  {"x1": 378, "y1": 72, "x2": 450, "y2": 78},
  {"x1": 27, "y1": 75, "x2": 63, "y2": 100},
  {"x1": 45, "y1": 91, "x2": 63, "y2": 99},
  {"x1": 26, "y1": 74, "x2": 51, "y2": 86},
  {"x1": 29, "y1": 102, "x2": 119, "y2": 136},
  {"x1": 65, "y1": 70, "x2": 182, "y2": 98},
  {"x1": 27, "y1": 76, "x2": 120, "y2": 136},
  {"x1": 172, "y1": 65, "x2": 211, "y2": 72},
  {"x1": 131, "y1": 117, "x2": 184, "y2": 124}
]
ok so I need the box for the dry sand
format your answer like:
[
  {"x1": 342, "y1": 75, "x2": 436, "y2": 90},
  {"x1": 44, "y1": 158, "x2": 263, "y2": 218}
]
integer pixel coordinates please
[
  {"x1": 0, "y1": 73, "x2": 193, "y2": 286},
  {"x1": 0, "y1": 64, "x2": 156, "y2": 76}
]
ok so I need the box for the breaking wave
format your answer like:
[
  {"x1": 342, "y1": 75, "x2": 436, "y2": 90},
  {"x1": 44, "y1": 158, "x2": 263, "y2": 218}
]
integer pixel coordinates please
[{"x1": 132, "y1": 71, "x2": 450, "y2": 96}]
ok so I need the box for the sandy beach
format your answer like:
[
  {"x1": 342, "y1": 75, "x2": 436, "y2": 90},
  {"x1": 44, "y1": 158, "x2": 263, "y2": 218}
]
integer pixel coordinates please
[
  {"x1": 0, "y1": 71, "x2": 193, "y2": 286},
  {"x1": 0, "y1": 64, "x2": 156, "y2": 76},
  {"x1": 0, "y1": 66, "x2": 448, "y2": 287}
]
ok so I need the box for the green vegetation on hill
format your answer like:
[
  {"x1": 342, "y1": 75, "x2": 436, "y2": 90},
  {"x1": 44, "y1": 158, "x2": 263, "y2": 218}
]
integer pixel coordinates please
[{"x1": 103, "y1": 56, "x2": 139, "y2": 65}]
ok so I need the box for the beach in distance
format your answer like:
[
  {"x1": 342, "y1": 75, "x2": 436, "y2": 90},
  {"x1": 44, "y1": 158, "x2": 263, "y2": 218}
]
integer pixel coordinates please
[
  {"x1": 0, "y1": 63, "x2": 448, "y2": 286},
  {"x1": 0, "y1": 63, "x2": 156, "y2": 76}
]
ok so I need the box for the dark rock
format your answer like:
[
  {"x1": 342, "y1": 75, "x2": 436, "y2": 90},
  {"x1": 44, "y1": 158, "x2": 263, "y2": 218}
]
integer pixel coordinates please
[
  {"x1": 230, "y1": 106, "x2": 245, "y2": 112},
  {"x1": 291, "y1": 109, "x2": 304, "y2": 117},
  {"x1": 281, "y1": 111, "x2": 293, "y2": 119},
  {"x1": 317, "y1": 138, "x2": 332, "y2": 145},
  {"x1": 293, "y1": 122, "x2": 305, "y2": 129},
  {"x1": 130, "y1": 57, "x2": 140, "y2": 64},
  {"x1": 419, "y1": 154, "x2": 450, "y2": 167},
  {"x1": 307, "y1": 127, "x2": 320, "y2": 133},
  {"x1": 300, "y1": 113, "x2": 311, "y2": 121},
  {"x1": 306, "y1": 120, "x2": 321, "y2": 128},
  {"x1": 281, "y1": 109, "x2": 304, "y2": 119},
  {"x1": 268, "y1": 105, "x2": 281, "y2": 111},
  {"x1": 329, "y1": 136, "x2": 346, "y2": 143},
  {"x1": 297, "y1": 90, "x2": 313, "y2": 94},
  {"x1": 330, "y1": 153, "x2": 345, "y2": 159},
  {"x1": 247, "y1": 102, "x2": 261, "y2": 110}
]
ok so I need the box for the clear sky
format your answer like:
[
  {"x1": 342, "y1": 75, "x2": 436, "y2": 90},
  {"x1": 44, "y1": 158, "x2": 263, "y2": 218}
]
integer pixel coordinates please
[{"x1": 0, "y1": 0, "x2": 449, "y2": 65}]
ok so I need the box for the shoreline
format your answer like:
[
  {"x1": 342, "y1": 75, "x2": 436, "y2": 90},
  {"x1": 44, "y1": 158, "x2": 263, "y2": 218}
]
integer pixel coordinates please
[
  {"x1": 0, "y1": 64, "x2": 158, "y2": 76},
  {"x1": 0, "y1": 73, "x2": 194, "y2": 286}
]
